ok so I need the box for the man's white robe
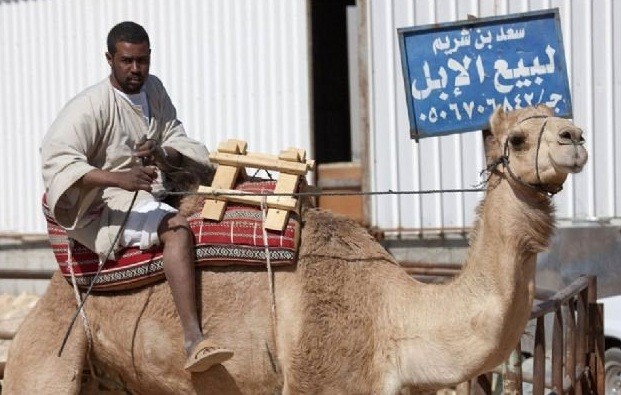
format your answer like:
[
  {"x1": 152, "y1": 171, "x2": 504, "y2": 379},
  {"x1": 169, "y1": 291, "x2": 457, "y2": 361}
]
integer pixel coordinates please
[{"x1": 41, "y1": 75, "x2": 210, "y2": 259}]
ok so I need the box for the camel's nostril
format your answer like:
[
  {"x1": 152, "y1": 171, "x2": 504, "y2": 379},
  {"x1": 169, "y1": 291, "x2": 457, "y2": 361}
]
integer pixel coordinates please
[{"x1": 560, "y1": 131, "x2": 572, "y2": 140}]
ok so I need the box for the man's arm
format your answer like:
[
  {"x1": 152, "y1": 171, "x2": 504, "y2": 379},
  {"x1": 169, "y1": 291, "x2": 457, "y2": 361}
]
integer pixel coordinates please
[{"x1": 80, "y1": 166, "x2": 158, "y2": 192}]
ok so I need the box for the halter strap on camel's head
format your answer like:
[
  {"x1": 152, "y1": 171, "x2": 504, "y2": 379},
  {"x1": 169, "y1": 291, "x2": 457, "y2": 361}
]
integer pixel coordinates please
[{"x1": 484, "y1": 104, "x2": 588, "y2": 197}]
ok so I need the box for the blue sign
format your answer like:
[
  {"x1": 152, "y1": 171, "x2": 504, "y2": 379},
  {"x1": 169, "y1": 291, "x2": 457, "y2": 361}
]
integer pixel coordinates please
[{"x1": 398, "y1": 9, "x2": 572, "y2": 140}]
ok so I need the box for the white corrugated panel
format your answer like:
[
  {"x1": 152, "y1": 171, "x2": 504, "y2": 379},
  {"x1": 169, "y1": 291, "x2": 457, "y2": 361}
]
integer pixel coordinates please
[
  {"x1": 368, "y1": 0, "x2": 621, "y2": 235},
  {"x1": 0, "y1": 0, "x2": 310, "y2": 235}
]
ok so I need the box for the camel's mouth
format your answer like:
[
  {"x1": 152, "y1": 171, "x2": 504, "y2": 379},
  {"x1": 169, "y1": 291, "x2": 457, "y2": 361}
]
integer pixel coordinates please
[
  {"x1": 549, "y1": 145, "x2": 588, "y2": 174},
  {"x1": 553, "y1": 163, "x2": 585, "y2": 174}
]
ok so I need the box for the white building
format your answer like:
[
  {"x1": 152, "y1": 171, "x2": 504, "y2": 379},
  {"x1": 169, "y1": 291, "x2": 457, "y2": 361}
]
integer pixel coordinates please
[{"x1": 0, "y1": 0, "x2": 619, "y2": 291}]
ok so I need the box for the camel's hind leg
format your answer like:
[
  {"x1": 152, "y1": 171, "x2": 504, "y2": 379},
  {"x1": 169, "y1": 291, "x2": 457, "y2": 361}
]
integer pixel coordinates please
[{"x1": 4, "y1": 272, "x2": 87, "y2": 394}]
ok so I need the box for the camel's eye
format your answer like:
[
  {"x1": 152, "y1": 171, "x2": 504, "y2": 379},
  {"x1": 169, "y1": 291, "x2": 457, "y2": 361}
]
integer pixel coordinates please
[
  {"x1": 509, "y1": 133, "x2": 526, "y2": 148},
  {"x1": 559, "y1": 130, "x2": 572, "y2": 140}
]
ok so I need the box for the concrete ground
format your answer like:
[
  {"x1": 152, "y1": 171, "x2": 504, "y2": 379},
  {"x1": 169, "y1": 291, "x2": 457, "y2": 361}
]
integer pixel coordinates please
[
  {"x1": 0, "y1": 293, "x2": 39, "y2": 381},
  {"x1": 0, "y1": 236, "x2": 54, "y2": 385}
]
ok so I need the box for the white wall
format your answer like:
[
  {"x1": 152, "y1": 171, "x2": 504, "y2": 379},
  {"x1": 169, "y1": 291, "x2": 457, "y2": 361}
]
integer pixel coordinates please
[
  {"x1": 2, "y1": 0, "x2": 618, "y2": 237},
  {"x1": 367, "y1": 0, "x2": 621, "y2": 235},
  {"x1": 0, "y1": 0, "x2": 311, "y2": 235}
]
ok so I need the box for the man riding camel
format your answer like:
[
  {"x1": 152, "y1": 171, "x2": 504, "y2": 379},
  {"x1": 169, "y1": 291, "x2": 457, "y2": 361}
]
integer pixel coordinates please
[{"x1": 40, "y1": 21, "x2": 232, "y2": 372}]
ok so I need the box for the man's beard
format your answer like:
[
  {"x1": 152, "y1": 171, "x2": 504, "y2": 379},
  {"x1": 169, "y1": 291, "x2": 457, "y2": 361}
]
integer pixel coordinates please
[{"x1": 113, "y1": 70, "x2": 145, "y2": 94}]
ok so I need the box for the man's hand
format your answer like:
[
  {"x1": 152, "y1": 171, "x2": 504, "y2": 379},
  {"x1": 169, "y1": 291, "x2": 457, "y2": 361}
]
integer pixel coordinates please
[
  {"x1": 114, "y1": 166, "x2": 158, "y2": 191},
  {"x1": 133, "y1": 138, "x2": 162, "y2": 166},
  {"x1": 134, "y1": 138, "x2": 182, "y2": 171},
  {"x1": 81, "y1": 166, "x2": 158, "y2": 192}
]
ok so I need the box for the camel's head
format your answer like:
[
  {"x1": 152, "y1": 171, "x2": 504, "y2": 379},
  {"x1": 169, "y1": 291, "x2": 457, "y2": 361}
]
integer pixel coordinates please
[{"x1": 486, "y1": 105, "x2": 588, "y2": 196}]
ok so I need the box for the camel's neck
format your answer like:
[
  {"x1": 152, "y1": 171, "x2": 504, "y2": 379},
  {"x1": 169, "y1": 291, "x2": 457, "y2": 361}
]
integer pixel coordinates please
[
  {"x1": 461, "y1": 172, "x2": 554, "y2": 291},
  {"x1": 458, "y1": 173, "x2": 553, "y2": 324},
  {"x1": 395, "y1": 175, "x2": 554, "y2": 386}
]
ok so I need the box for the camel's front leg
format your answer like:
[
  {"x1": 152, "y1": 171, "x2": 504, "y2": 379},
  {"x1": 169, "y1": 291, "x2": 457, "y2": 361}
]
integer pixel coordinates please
[{"x1": 4, "y1": 272, "x2": 87, "y2": 394}]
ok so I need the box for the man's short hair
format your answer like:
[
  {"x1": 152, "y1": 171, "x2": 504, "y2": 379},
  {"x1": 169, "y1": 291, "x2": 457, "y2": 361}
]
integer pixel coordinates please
[{"x1": 107, "y1": 21, "x2": 150, "y2": 55}]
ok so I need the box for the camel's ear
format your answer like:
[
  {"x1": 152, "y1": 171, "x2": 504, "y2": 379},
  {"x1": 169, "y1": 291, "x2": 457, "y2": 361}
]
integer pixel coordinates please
[
  {"x1": 485, "y1": 107, "x2": 505, "y2": 165},
  {"x1": 489, "y1": 106, "x2": 506, "y2": 139},
  {"x1": 483, "y1": 130, "x2": 502, "y2": 165}
]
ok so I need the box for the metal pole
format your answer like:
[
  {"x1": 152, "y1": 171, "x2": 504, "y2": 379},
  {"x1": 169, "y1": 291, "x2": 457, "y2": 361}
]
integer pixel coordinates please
[{"x1": 0, "y1": 269, "x2": 54, "y2": 280}]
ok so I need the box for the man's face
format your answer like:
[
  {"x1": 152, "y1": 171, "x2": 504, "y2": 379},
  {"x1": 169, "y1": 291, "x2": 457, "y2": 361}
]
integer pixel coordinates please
[{"x1": 106, "y1": 41, "x2": 151, "y2": 94}]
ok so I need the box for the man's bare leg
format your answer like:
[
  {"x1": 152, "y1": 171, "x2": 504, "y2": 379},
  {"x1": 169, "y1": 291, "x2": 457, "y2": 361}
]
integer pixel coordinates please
[
  {"x1": 158, "y1": 213, "x2": 203, "y2": 350},
  {"x1": 158, "y1": 212, "x2": 233, "y2": 372}
]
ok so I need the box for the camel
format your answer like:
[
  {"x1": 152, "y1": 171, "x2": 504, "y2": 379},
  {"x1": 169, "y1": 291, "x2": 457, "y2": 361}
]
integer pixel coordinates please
[{"x1": 4, "y1": 105, "x2": 587, "y2": 394}]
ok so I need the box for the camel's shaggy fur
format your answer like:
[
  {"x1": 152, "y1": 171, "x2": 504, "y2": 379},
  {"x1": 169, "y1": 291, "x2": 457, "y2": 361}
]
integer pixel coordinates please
[{"x1": 289, "y1": 209, "x2": 396, "y2": 393}]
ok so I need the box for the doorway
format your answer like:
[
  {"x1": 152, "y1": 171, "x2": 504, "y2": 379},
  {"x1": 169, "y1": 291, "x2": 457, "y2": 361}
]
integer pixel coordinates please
[
  {"x1": 310, "y1": 0, "x2": 356, "y2": 164},
  {"x1": 310, "y1": 0, "x2": 366, "y2": 224}
]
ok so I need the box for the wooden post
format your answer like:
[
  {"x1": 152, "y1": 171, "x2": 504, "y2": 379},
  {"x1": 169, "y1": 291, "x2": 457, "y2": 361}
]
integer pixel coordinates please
[
  {"x1": 201, "y1": 140, "x2": 246, "y2": 221},
  {"x1": 588, "y1": 276, "x2": 605, "y2": 394},
  {"x1": 576, "y1": 288, "x2": 588, "y2": 394},
  {"x1": 200, "y1": 165, "x2": 241, "y2": 220},
  {"x1": 532, "y1": 316, "x2": 546, "y2": 395},
  {"x1": 264, "y1": 173, "x2": 299, "y2": 231},
  {"x1": 502, "y1": 346, "x2": 523, "y2": 395},
  {"x1": 472, "y1": 373, "x2": 493, "y2": 395},
  {"x1": 197, "y1": 186, "x2": 298, "y2": 211},
  {"x1": 566, "y1": 301, "x2": 577, "y2": 392},
  {"x1": 263, "y1": 148, "x2": 305, "y2": 231},
  {"x1": 200, "y1": 141, "x2": 315, "y2": 232},
  {"x1": 551, "y1": 309, "x2": 564, "y2": 392}
]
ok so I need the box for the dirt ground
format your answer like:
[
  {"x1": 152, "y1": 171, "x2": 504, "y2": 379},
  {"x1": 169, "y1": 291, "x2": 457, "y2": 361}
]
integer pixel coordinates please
[{"x1": 0, "y1": 293, "x2": 39, "y2": 386}]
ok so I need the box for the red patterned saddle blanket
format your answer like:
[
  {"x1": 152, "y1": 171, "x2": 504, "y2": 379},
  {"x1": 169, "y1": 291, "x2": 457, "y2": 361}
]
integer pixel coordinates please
[{"x1": 43, "y1": 180, "x2": 300, "y2": 291}]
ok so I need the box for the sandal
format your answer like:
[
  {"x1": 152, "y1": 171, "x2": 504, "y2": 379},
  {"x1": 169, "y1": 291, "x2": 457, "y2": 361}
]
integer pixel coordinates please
[{"x1": 184, "y1": 339, "x2": 234, "y2": 373}]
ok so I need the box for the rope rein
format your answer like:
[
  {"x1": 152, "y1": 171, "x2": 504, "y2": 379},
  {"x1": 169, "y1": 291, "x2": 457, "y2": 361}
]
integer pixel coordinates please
[
  {"x1": 164, "y1": 187, "x2": 486, "y2": 198},
  {"x1": 58, "y1": 187, "x2": 140, "y2": 357},
  {"x1": 55, "y1": 116, "x2": 575, "y2": 362},
  {"x1": 165, "y1": 117, "x2": 579, "y2": 200},
  {"x1": 66, "y1": 240, "x2": 93, "y2": 351},
  {"x1": 67, "y1": 237, "x2": 112, "y2": 388},
  {"x1": 260, "y1": 196, "x2": 281, "y2": 374}
]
